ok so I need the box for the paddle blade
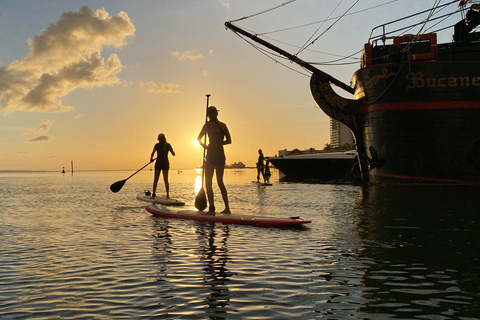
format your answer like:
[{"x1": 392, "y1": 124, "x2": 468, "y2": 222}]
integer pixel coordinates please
[
  {"x1": 110, "y1": 179, "x2": 126, "y2": 193},
  {"x1": 194, "y1": 188, "x2": 207, "y2": 211}
]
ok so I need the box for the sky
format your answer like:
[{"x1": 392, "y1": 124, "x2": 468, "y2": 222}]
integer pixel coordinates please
[{"x1": 0, "y1": 0, "x2": 460, "y2": 171}]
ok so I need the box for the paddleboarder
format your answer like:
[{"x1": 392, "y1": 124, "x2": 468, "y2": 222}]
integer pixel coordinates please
[
  {"x1": 265, "y1": 159, "x2": 271, "y2": 183},
  {"x1": 197, "y1": 106, "x2": 232, "y2": 213},
  {"x1": 256, "y1": 149, "x2": 265, "y2": 183},
  {"x1": 150, "y1": 133, "x2": 175, "y2": 198}
]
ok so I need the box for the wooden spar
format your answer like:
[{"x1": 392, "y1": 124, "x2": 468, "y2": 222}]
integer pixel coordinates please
[
  {"x1": 71, "y1": 160, "x2": 73, "y2": 176},
  {"x1": 224, "y1": 21, "x2": 355, "y2": 95}
]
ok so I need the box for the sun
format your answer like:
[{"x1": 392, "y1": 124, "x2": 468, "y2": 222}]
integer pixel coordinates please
[{"x1": 194, "y1": 139, "x2": 200, "y2": 147}]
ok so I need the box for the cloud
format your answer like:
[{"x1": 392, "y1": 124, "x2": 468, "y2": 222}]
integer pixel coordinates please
[
  {"x1": 29, "y1": 135, "x2": 52, "y2": 142},
  {"x1": 74, "y1": 113, "x2": 84, "y2": 119},
  {"x1": 220, "y1": 0, "x2": 231, "y2": 8},
  {"x1": 139, "y1": 81, "x2": 180, "y2": 93},
  {"x1": 25, "y1": 120, "x2": 54, "y2": 142},
  {"x1": 0, "y1": 6, "x2": 136, "y2": 115},
  {"x1": 24, "y1": 119, "x2": 54, "y2": 135},
  {"x1": 171, "y1": 50, "x2": 204, "y2": 61}
]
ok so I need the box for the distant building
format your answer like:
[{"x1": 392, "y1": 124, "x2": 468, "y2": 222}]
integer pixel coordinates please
[{"x1": 330, "y1": 119, "x2": 353, "y2": 147}]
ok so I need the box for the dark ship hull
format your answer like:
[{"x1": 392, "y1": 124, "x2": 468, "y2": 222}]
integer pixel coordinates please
[
  {"x1": 226, "y1": 1, "x2": 480, "y2": 185},
  {"x1": 311, "y1": 35, "x2": 480, "y2": 184}
]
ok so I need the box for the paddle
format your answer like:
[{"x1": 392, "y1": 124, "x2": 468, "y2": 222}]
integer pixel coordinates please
[
  {"x1": 110, "y1": 159, "x2": 156, "y2": 193},
  {"x1": 194, "y1": 94, "x2": 210, "y2": 211}
]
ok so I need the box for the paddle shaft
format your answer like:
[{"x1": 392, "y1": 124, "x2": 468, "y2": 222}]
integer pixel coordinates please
[
  {"x1": 201, "y1": 94, "x2": 210, "y2": 187},
  {"x1": 110, "y1": 158, "x2": 156, "y2": 193},
  {"x1": 125, "y1": 158, "x2": 156, "y2": 181}
]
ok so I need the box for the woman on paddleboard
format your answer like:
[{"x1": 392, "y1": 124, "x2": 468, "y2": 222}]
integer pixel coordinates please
[
  {"x1": 197, "y1": 106, "x2": 232, "y2": 213},
  {"x1": 150, "y1": 133, "x2": 175, "y2": 198},
  {"x1": 256, "y1": 149, "x2": 265, "y2": 183}
]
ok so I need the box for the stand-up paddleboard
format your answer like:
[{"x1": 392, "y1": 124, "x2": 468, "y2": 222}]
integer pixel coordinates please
[
  {"x1": 136, "y1": 192, "x2": 185, "y2": 206},
  {"x1": 251, "y1": 181, "x2": 273, "y2": 186},
  {"x1": 145, "y1": 204, "x2": 311, "y2": 227}
]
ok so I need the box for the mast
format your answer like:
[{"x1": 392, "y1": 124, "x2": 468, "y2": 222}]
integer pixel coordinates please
[{"x1": 224, "y1": 21, "x2": 355, "y2": 95}]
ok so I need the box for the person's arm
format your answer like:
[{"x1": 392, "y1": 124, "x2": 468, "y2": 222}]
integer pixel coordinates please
[
  {"x1": 197, "y1": 124, "x2": 208, "y2": 149},
  {"x1": 169, "y1": 144, "x2": 176, "y2": 156},
  {"x1": 222, "y1": 123, "x2": 232, "y2": 145}
]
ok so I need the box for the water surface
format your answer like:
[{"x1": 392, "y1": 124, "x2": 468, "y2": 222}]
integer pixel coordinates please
[{"x1": 1, "y1": 169, "x2": 479, "y2": 319}]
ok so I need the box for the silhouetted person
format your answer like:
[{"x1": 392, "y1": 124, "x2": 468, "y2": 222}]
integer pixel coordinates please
[
  {"x1": 256, "y1": 149, "x2": 265, "y2": 183},
  {"x1": 150, "y1": 133, "x2": 175, "y2": 198},
  {"x1": 264, "y1": 159, "x2": 271, "y2": 183},
  {"x1": 197, "y1": 106, "x2": 232, "y2": 213}
]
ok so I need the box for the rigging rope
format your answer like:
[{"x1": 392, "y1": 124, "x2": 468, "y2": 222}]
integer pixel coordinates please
[
  {"x1": 296, "y1": 0, "x2": 359, "y2": 56},
  {"x1": 401, "y1": 0, "x2": 442, "y2": 54},
  {"x1": 257, "y1": 1, "x2": 398, "y2": 36},
  {"x1": 295, "y1": 0, "x2": 345, "y2": 56},
  {"x1": 229, "y1": 0, "x2": 297, "y2": 23}
]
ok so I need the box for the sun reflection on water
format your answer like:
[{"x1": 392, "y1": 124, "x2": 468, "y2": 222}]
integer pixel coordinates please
[{"x1": 194, "y1": 174, "x2": 202, "y2": 196}]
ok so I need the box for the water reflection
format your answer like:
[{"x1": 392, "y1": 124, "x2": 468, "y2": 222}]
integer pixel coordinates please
[
  {"x1": 151, "y1": 219, "x2": 173, "y2": 284},
  {"x1": 197, "y1": 223, "x2": 232, "y2": 319},
  {"x1": 354, "y1": 185, "x2": 480, "y2": 319},
  {"x1": 151, "y1": 219, "x2": 233, "y2": 319}
]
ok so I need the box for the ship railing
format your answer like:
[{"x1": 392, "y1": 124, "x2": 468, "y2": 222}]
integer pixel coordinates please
[{"x1": 367, "y1": 1, "x2": 462, "y2": 47}]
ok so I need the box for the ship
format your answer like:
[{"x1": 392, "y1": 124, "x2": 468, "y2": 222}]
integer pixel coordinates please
[
  {"x1": 226, "y1": 161, "x2": 246, "y2": 169},
  {"x1": 225, "y1": 1, "x2": 480, "y2": 185}
]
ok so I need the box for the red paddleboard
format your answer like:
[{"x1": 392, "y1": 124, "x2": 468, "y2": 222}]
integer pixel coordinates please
[{"x1": 145, "y1": 204, "x2": 311, "y2": 227}]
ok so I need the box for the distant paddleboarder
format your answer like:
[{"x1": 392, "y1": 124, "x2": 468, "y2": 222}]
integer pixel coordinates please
[
  {"x1": 256, "y1": 149, "x2": 265, "y2": 183},
  {"x1": 197, "y1": 106, "x2": 232, "y2": 213},
  {"x1": 150, "y1": 133, "x2": 175, "y2": 199},
  {"x1": 265, "y1": 159, "x2": 271, "y2": 183}
]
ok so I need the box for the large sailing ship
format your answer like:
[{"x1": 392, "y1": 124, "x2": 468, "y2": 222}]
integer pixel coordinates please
[{"x1": 226, "y1": 1, "x2": 480, "y2": 184}]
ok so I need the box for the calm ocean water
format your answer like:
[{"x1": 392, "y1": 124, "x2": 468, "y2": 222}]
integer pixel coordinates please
[{"x1": 1, "y1": 168, "x2": 479, "y2": 319}]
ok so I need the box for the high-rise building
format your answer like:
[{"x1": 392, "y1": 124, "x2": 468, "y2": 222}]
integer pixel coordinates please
[{"x1": 330, "y1": 119, "x2": 353, "y2": 147}]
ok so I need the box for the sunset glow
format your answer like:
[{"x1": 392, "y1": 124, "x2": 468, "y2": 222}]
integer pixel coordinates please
[{"x1": 0, "y1": 1, "x2": 431, "y2": 171}]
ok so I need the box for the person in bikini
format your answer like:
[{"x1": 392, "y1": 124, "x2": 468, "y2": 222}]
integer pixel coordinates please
[
  {"x1": 150, "y1": 133, "x2": 175, "y2": 198},
  {"x1": 197, "y1": 106, "x2": 232, "y2": 213}
]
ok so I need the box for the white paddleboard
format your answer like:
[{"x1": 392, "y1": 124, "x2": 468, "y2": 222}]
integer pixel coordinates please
[
  {"x1": 251, "y1": 181, "x2": 273, "y2": 186},
  {"x1": 136, "y1": 192, "x2": 185, "y2": 206}
]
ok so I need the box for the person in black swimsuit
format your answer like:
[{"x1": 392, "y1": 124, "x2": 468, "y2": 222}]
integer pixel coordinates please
[
  {"x1": 150, "y1": 133, "x2": 175, "y2": 198},
  {"x1": 197, "y1": 106, "x2": 232, "y2": 213}
]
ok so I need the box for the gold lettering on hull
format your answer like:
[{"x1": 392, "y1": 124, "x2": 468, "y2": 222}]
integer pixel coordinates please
[{"x1": 406, "y1": 72, "x2": 480, "y2": 91}]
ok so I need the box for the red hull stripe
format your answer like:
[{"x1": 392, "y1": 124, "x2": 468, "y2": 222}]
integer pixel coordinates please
[
  {"x1": 366, "y1": 172, "x2": 480, "y2": 184},
  {"x1": 361, "y1": 101, "x2": 480, "y2": 113}
]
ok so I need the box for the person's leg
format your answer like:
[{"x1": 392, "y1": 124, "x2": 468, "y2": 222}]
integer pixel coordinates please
[
  {"x1": 152, "y1": 169, "x2": 160, "y2": 197},
  {"x1": 215, "y1": 165, "x2": 230, "y2": 213},
  {"x1": 163, "y1": 169, "x2": 170, "y2": 198},
  {"x1": 205, "y1": 163, "x2": 215, "y2": 212}
]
